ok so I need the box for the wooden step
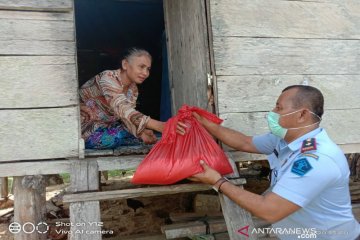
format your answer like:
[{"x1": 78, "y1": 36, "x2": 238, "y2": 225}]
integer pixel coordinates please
[{"x1": 63, "y1": 179, "x2": 246, "y2": 203}]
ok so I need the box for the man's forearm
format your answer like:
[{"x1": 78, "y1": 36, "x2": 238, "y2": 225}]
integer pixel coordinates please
[
  {"x1": 218, "y1": 181, "x2": 299, "y2": 223},
  {"x1": 203, "y1": 121, "x2": 257, "y2": 153}
]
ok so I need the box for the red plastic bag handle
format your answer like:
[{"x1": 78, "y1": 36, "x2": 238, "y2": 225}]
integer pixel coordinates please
[{"x1": 162, "y1": 105, "x2": 223, "y2": 143}]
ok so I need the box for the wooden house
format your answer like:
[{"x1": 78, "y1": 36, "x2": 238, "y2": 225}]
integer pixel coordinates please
[{"x1": 0, "y1": 0, "x2": 359, "y2": 239}]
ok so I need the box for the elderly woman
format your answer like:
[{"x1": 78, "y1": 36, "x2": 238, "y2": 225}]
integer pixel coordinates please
[{"x1": 80, "y1": 48, "x2": 165, "y2": 149}]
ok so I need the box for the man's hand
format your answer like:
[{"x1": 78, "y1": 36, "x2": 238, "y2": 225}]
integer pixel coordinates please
[
  {"x1": 189, "y1": 160, "x2": 222, "y2": 185},
  {"x1": 176, "y1": 112, "x2": 211, "y2": 135},
  {"x1": 140, "y1": 129, "x2": 157, "y2": 144}
]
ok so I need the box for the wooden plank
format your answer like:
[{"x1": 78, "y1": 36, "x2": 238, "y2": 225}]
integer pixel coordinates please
[
  {"x1": 0, "y1": 160, "x2": 71, "y2": 177},
  {"x1": 0, "y1": 9, "x2": 73, "y2": 20},
  {"x1": 164, "y1": 0, "x2": 210, "y2": 112},
  {"x1": 0, "y1": 177, "x2": 8, "y2": 199},
  {"x1": 0, "y1": 107, "x2": 79, "y2": 161},
  {"x1": 220, "y1": 109, "x2": 360, "y2": 147},
  {"x1": 0, "y1": 0, "x2": 72, "y2": 11},
  {"x1": 0, "y1": 56, "x2": 77, "y2": 108},
  {"x1": 13, "y1": 176, "x2": 47, "y2": 240},
  {"x1": 219, "y1": 155, "x2": 256, "y2": 240},
  {"x1": 0, "y1": 155, "x2": 144, "y2": 177},
  {"x1": 170, "y1": 212, "x2": 223, "y2": 222},
  {"x1": 210, "y1": 0, "x2": 360, "y2": 39},
  {"x1": 217, "y1": 75, "x2": 360, "y2": 113},
  {"x1": 161, "y1": 219, "x2": 227, "y2": 239},
  {"x1": 213, "y1": 37, "x2": 360, "y2": 75},
  {"x1": 69, "y1": 201, "x2": 101, "y2": 240},
  {"x1": 0, "y1": 18, "x2": 74, "y2": 41},
  {"x1": 96, "y1": 155, "x2": 144, "y2": 171},
  {"x1": 0, "y1": 39, "x2": 75, "y2": 55},
  {"x1": 63, "y1": 180, "x2": 247, "y2": 203}
]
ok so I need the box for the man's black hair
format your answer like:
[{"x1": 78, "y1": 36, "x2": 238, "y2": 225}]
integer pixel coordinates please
[{"x1": 282, "y1": 85, "x2": 324, "y2": 120}]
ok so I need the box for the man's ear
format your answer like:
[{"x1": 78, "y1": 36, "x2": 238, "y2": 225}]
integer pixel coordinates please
[{"x1": 299, "y1": 109, "x2": 308, "y2": 123}]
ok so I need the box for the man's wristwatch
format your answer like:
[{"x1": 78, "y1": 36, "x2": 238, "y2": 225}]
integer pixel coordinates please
[{"x1": 212, "y1": 177, "x2": 229, "y2": 193}]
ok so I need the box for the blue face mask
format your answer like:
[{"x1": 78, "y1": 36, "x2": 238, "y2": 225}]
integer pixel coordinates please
[{"x1": 266, "y1": 110, "x2": 321, "y2": 139}]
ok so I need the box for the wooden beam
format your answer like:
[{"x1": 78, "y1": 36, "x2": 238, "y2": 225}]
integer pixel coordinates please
[
  {"x1": 219, "y1": 154, "x2": 256, "y2": 240},
  {"x1": 0, "y1": 177, "x2": 8, "y2": 199},
  {"x1": 63, "y1": 180, "x2": 246, "y2": 203},
  {"x1": 0, "y1": 155, "x2": 145, "y2": 177},
  {"x1": 13, "y1": 175, "x2": 47, "y2": 240},
  {"x1": 169, "y1": 212, "x2": 223, "y2": 222},
  {"x1": 161, "y1": 219, "x2": 227, "y2": 239},
  {"x1": 69, "y1": 159, "x2": 100, "y2": 240},
  {"x1": 69, "y1": 201, "x2": 101, "y2": 240}
]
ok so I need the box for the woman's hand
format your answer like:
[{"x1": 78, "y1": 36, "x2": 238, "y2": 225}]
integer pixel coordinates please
[
  {"x1": 188, "y1": 160, "x2": 222, "y2": 185},
  {"x1": 140, "y1": 129, "x2": 157, "y2": 144}
]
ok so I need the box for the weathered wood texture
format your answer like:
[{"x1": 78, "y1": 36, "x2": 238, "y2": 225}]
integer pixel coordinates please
[
  {"x1": 213, "y1": 37, "x2": 360, "y2": 76},
  {"x1": 0, "y1": 0, "x2": 72, "y2": 11},
  {"x1": 69, "y1": 158, "x2": 100, "y2": 240},
  {"x1": 0, "y1": 156, "x2": 144, "y2": 177},
  {"x1": 221, "y1": 109, "x2": 360, "y2": 145},
  {"x1": 0, "y1": 107, "x2": 79, "y2": 161},
  {"x1": 217, "y1": 75, "x2": 360, "y2": 113},
  {"x1": 69, "y1": 201, "x2": 101, "y2": 240},
  {"x1": 220, "y1": 155, "x2": 256, "y2": 240},
  {"x1": 13, "y1": 176, "x2": 47, "y2": 240},
  {"x1": 0, "y1": 39, "x2": 75, "y2": 55},
  {"x1": 70, "y1": 160, "x2": 99, "y2": 193},
  {"x1": 209, "y1": 0, "x2": 360, "y2": 153},
  {"x1": 0, "y1": 160, "x2": 71, "y2": 177},
  {"x1": 161, "y1": 219, "x2": 227, "y2": 239},
  {"x1": 211, "y1": 0, "x2": 360, "y2": 39},
  {"x1": 0, "y1": 56, "x2": 77, "y2": 108},
  {"x1": 0, "y1": 177, "x2": 8, "y2": 199},
  {"x1": 0, "y1": 14, "x2": 74, "y2": 41},
  {"x1": 164, "y1": 0, "x2": 210, "y2": 112},
  {"x1": 63, "y1": 180, "x2": 246, "y2": 203},
  {"x1": 0, "y1": 9, "x2": 73, "y2": 20}
]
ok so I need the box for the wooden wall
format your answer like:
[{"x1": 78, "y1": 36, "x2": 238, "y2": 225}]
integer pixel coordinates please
[
  {"x1": 164, "y1": 0, "x2": 211, "y2": 113},
  {"x1": 0, "y1": 0, "x2": 79, "y2": 161},
  {"x1": 210, "y1": 0, "x2": 360, "y2": 159}
]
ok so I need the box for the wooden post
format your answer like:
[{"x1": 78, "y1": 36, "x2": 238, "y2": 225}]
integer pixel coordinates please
[
  {"x1": 69, "y1": 159, "x2": 101, "y2": 240},
  {"x1": 0, "y1": 177, "x2": 8, "y2": 200},
  {"x1": 219, "y1": 155, "x2": 257, "y2": 240},
  {"x1": 13, "y1": 175, "x2": 47, "y2": 240}
]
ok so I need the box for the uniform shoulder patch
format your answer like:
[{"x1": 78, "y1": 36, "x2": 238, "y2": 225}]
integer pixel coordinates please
[
  {"x1": 291, "y1": 158, "x2": 312, "y2": 176},
  {"x1": 301, "y1": 138, "x2": 317, "y2": 153},
  {"x1": 301, "y1": 153, "x2": 319, "y2": 160}
]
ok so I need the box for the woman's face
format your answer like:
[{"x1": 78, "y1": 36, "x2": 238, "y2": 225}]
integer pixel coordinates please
[{"x1": 123, "y1": 55, "x2": 151, "y2": 84}]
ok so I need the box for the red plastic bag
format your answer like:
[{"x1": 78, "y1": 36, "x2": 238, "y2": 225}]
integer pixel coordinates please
[{"x1": 132, "y1": 105, "x2": 233, "y2": 185}]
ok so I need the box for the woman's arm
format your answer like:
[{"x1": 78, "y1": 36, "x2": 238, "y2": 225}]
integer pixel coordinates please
[{"x1": 146, "y1": 118, "x2": 165, "y2": 133}]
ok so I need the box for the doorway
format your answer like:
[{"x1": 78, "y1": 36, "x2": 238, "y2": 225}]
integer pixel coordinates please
[{"x1": 74, "y1": 0, "x2": 171, "y2": 121}]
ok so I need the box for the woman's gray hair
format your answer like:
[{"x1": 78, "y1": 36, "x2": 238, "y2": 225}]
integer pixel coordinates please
[{"x1": 120, "y1": 47, "x2": 152, "y2": 67}]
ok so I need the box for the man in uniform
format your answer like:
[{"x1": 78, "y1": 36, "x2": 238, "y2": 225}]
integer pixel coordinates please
[{"x1": 177, "y1": 85, "x2": 360, "y2": 239}]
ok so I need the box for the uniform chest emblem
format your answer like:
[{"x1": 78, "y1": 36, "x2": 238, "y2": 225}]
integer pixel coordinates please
[
  {"x1": 291, "y1": 158, "x2": 312, "y2": 176},
  {"x1": 301, "y1": 138, "x2": 317, "y2": 153}
]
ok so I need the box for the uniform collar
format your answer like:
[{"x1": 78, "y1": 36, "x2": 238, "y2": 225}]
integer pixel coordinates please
[{"x1": 285, "y1": 127, "x2": 323, "y2": 152}]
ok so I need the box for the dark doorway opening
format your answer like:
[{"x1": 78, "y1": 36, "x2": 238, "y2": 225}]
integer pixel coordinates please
[{"x1": 74, "y1": 0, "x2": 170, "y2": 121}]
